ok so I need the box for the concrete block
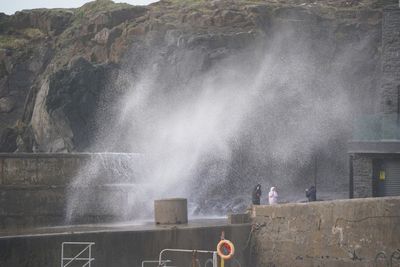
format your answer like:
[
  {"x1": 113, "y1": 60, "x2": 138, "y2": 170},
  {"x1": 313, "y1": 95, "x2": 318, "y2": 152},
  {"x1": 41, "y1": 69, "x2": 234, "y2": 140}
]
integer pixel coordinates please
[{"x1": 154, "y1": 198, "x2": 188, "y2": 224}]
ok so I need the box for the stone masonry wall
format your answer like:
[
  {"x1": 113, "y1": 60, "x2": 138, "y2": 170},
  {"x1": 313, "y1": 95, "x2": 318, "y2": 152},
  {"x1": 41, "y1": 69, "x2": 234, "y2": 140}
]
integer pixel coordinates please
[
  {"x1": 352, "y1": 154, "x2": 373, "y2": 198},
  {"x1": 0, "y1": 153, "x2": 82, "y2": 228},
  {"x1": 381, "y1": 6, "x2": 400, "y2": 139},
  {"x1": 0, "y1": 153, "x2": 142, "y2": 229},
  {"x1": 381, "y1": 7, "x2": 400, "y2": 115},
  {"x1": 251, "y1": 197, "x2": 400, "y2": 267}
]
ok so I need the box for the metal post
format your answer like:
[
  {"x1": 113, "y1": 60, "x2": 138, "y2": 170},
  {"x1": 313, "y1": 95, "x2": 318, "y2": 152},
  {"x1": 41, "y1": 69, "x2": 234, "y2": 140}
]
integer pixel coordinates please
[
  {"x1": 213, "y1": 252, "x2": 218, "y2": 267},
  {"x1": 61, "y1": 243, "x2": 64, "y2": 267},
  {"x1": 158, "y1": 248, "x2": 216, "y2": 266},
  {"x1": 88, "y1": 244, "x2": 92, "y2": 267},
  {"x1": 141, "y1": 260, "x2": 171, "y2": 267}
]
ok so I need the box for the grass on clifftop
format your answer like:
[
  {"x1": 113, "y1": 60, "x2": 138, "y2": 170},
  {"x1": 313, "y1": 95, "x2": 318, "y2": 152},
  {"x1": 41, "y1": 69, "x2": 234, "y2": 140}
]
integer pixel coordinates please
[
  {"x1": 169, "y1": 0, "x2": 206, "y2": 3},
  {"x1": 79, "y1": 0, "x2": 132, "y2": 15},
  {"x1": 72, "y1": 0, "x2": 134, "y2": 26},
  {"x1": 168, "y1": 0, "x2": 389, "y2": 9}
]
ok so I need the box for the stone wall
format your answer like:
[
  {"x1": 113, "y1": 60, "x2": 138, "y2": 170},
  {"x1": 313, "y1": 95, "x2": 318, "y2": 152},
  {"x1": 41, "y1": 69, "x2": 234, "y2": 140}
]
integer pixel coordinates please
[
  {"x1": 0, "y1": 153, "x2": 79, "y2": 228},
  {"x1": 0, "y1": 153, "x2": 143, "y2": 229},
  {"x1": 381, "y1": 6, "x2": 400, "y2": 140},
  {"x1": 251, "y1": 197, "x2": 400, "y2": 267},
  {"x1": 349, "y1": 5, "x2": 400, "y2": 197},
  {"x1": 352, "y1": 154, "x2": 373, "y2": 198},
  {"x1": 381, "y1": 7, "x2": 400, "y2": 115},
  {"x1": 0, "y1": 153, "x2": 81, "y2": 185}
]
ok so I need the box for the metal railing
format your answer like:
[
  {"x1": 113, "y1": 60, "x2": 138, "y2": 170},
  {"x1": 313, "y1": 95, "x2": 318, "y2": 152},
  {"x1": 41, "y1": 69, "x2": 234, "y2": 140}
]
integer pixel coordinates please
[
  {"x1": 141, "y1": 260, "x2": 172, "y2": 267},
  {"x1": 61, "y1": 242, "x2": 95, "y2": 267},
  {"x1": 158, "y1": 249, "x2": 218, "y2": 267}
]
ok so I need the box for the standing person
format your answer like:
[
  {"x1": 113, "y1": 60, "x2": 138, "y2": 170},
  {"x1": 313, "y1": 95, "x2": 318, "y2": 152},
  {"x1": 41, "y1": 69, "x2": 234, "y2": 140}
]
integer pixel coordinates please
[
  {"x1": 268, "y1": 187, "x2": 278, "y2": 205},
  {"x1": 305, "y1": 185, "x2": 317, "y2": 202},
  {"x1": 252, "y1": 184, "x2": 262, "y2": 205}
]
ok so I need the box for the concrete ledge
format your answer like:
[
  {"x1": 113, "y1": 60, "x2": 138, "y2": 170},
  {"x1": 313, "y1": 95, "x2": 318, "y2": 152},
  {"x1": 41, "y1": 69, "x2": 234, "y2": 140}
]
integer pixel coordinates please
[
  {"x1": 348, "y1": 141, "x2": 400, "y2": 154},
  {"x1": 253, "y1": 196, "x2": 400, "y2": 215}
]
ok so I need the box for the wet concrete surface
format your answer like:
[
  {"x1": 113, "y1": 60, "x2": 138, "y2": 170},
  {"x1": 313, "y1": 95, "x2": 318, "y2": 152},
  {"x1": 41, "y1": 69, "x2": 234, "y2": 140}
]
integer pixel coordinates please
[{"x1": 0, "y1": 217, "x2": 229, "y2": 238}]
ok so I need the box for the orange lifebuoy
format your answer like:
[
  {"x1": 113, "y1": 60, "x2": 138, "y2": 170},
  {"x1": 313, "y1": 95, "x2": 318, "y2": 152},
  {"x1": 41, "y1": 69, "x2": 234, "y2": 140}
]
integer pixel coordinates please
[{"x1": 216, "y1": 239, "x2": 235, "y2": 260}]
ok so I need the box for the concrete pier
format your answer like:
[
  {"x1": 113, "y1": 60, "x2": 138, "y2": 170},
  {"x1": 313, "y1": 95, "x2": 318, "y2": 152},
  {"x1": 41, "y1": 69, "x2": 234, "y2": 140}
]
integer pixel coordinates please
[{"x1": 0, "y1": 219, "x2": 251, "y2": 267}]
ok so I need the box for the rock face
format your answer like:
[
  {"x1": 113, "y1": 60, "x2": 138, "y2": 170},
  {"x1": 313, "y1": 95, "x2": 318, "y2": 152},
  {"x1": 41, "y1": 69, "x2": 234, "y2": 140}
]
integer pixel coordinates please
[
  {"x1": 31, "y1": 57, "x2": 115, "y2": 152},
  {"x1": 0, "y1": 97, "x2": 15, "y2": 113},
  {"x1": 0, "y1": 0, "x2": 149, "y2": 152},
  {"x1": 0, "y1": 0, "x2": 387, "y2": 152},
  {"x1": 9, "y1": 9, "x2": 73, "y2": 35}
]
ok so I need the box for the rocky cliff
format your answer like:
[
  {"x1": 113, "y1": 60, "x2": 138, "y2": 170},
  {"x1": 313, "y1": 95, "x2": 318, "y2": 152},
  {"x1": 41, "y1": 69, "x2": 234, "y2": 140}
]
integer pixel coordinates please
[
  {"x1": 0, "y1": 1, "x2": 148, "y2": 152},
  {"x1": 0, "y1": 0, "x2": 387, "y2": 153}
]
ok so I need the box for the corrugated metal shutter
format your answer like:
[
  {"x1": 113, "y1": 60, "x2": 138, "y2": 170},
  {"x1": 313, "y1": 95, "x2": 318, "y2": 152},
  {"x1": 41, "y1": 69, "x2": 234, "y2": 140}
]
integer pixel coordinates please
[{"x1": 384, "y1": 160, "x2": 400, "y2": 196}]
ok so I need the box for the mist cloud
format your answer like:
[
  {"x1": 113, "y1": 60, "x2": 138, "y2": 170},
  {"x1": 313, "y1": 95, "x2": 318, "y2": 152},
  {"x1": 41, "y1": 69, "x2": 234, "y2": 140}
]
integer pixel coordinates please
[{"x1": 66, "y1": 24, "x2": 374, "y2": 220}]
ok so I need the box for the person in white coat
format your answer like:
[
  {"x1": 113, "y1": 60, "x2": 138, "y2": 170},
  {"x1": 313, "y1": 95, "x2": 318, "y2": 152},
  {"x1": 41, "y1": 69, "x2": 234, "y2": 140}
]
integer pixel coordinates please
[{"x1": 268, "y1": 187, "x2": 278, "y2": 205}]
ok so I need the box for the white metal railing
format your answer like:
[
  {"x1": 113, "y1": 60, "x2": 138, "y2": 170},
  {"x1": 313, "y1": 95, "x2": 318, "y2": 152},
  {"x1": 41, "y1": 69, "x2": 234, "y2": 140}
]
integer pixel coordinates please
[
  {"x1": 61, "y1": 242, "x2": 95, "y2": 267},
  {"x1": 159, "y1": 249, "x2": 218, "y2": 267},
  {"x1": 141, "y1": 259, "x2": 172, "y2": 267}
]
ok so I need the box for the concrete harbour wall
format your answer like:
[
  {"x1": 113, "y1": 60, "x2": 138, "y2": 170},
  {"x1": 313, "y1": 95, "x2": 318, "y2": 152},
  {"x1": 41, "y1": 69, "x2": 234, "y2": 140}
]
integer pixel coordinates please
[
  {"x1": 251, "y1": 197, "x2": 400, "y2": 266},
  {"x1": 0, "y1": 223, "x2": 251, "y2": 267},
  {"x1": 0, "y1": 153, "x2": 144, "y2": 228}
]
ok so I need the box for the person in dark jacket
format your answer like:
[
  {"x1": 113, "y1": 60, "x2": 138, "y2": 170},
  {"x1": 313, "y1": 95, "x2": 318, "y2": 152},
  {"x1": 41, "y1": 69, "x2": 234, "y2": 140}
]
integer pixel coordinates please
[
  {"x1": 305, "y1": 185, "x2": 316, "y2": 202},
  {"x1": 252, "y1": 184, "x2": 262, "y2": 205}
]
